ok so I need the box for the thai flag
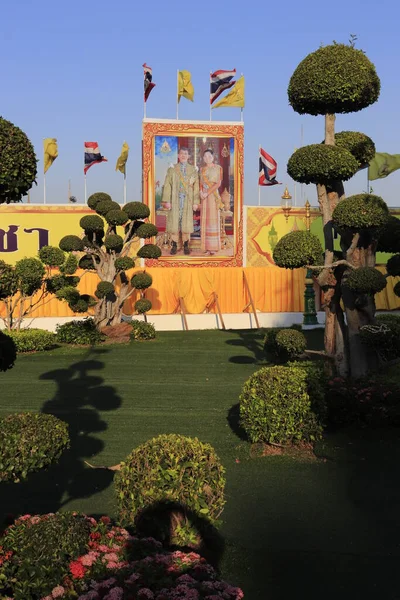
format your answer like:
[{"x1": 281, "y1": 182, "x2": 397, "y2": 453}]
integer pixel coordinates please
[
  {"x1": 84, "y1": 142, "x2": 107, "y2": 175},
  {"x1": 210, "y1": 69, "x2": 236, "y2": 105},
  {"x1": 143, "y1": 63, "x2": 156, "y2": 102},
  {"x1": 259, "y1": 147, "x2": 281, "y2": 186}
]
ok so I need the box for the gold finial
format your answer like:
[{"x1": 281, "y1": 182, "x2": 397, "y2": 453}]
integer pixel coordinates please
[
  {"x1": 305, "y1": 198, "x2": 311, "y2": 231},
  {"x1": 281, "y1": 186, "x2": 292, "y2": 200},
  {"x1": 281, "y1": 186, "x2": 293, "y2": 222}
]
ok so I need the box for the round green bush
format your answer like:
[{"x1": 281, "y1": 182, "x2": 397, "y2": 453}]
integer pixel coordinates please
[
  {"x1": 131, "y1": 271, "x2": 153, "y2": 289},
  {"x1": 95, "y1": 199, "x2": 120, "y2": 216},
  {"x1": 334, "y1": 131, "x2": 376, "y2": 167},
  {"x1": 0, "y1": 412, "x2": 70, "y2": 482},
  {"x1": 0, "y1": 260, "x2": 18, "y2": 299},
  {"x1": 95, "y1": 281, "x2": 115, "y2": 299},
  {"x1": 394, "y1": 281, "x2": 400, "y2": 297},
  {"x1": 137, "y1": 243, "x2": 162, "y2": 259},
  {"x1": 387, "y1": 254, "x2": 400, "y2": 277},
  {"x1": 377, "y1": 216, "x2": 400, "y2": 253},
  {"x1": 38, "y1": 245, "x2": 65, "y2": 267},
  {"x1": 0, "y1": 330, "x2": 17, "y2": 372},
  {"x1": 130, "y1": 320, "x2": 156, "y2": 340},
  {"x1": 60, "y1": 253, "x2": 79, "y2": 275},
  {"x1": 345, "y1": 267, "x2": 387, "y2": 295},
  {"x1": 332, "y1": 194, "x2": 389, "y2": 231},
  {"x1": 68, "y1": 297, "x2": 89, "y2": 313},
  {"x1": 239, "y1": 365, "x2": 322, "y2": 445},
  {"x1": 0, "y1": 117, "x2": 37, "y2": 204},
  {"x1": 115, "y1": 434, "x2": 226, "y2": 536},
  {"x1": 3, "y1": 329, "x2": 56, "y2": 353},
  {"x1": 15, "y1": 258, "x2": 45, "y2": 296},
  {"x1": 55, "y1": 286, "x2": 80, "y2": 304},
  {"x1": 45, "y1": 274, "x2": 79, "y2": 294},
  {"x1": 273, "y1": 231, "x2": 323, "y2": 269},
  {"x1": 59, "y1": 235, "x2": 84, "y2": 252},
  {"x1": 135, "y1": 298, "x2": 152, "y2": 314},
  {"x1": 78, "y1": 254, "x2": 99, "y2": 270},
  {"x1": 56, "y1": 318, "x2": 105, "y2": 345},
  {"x1": 80, "y1": 214, "x2": 105, "y2": 232},
  {"x1": 287, "y1": 360, "x2": 327, "y2": 423},
  {"x1": 135, "y1": 223, "x2": 158, "y2": 239},
  {"x1": 114, "y1": 256, "x2": 135, "y2": 271},
  {"x1": 275, "y1": 328, "x2": 307, "y2": 361},
  {"x1": 87, "y1": 192, "x2": 112, "y2": 210},
  {"x1": 287, "y1": 144, "x2": 359, "y2": 185},
  {"x1": 124, "y1": 201, "x2": 150, "y2": 220},
  {"x1": 359, "y1": 323, "x2": 396, "y2": 360},
  {"x1": 288, "y1": 43, "x2": 380, "y2": 116},
  {"x1": 104, "y1": 234, "x2": 124, "y2": 252},
  {"x1": 105, "y1": 209, "x2": 129, "y2": 226}
]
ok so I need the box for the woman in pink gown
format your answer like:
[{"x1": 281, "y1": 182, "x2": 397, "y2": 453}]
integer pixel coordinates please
[{"x1": 199, "y1": 150, "x2": 223, "y2": 255}]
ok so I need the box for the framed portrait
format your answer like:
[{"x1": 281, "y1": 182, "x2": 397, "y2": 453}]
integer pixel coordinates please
[{"x1": 142, "y1": 119, "x2": 243, "y2": 267}]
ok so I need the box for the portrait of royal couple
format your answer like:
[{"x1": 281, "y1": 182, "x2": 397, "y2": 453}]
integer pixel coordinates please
[{"x1": 161, "y1": 147, "x2": 224, "y2": 256}]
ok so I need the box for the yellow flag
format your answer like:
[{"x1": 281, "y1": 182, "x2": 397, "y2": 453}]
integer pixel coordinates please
[
  {"x1": 43, "y1": 138, "x2": 58, "y2": 173},
  {"x1": 178, "y1": 70, "x2": 194, "y2": 103},
  {"x1": 212, "y1": 76, "x2": 245, "y2": 109},
  {"x1": 115, "y1": 141, "x2": 130, "y2": 175}
]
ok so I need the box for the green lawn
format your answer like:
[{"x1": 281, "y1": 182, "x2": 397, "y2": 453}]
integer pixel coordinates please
[{"x1": 1, "y1": 330, "x2": 400, "y2": 599}]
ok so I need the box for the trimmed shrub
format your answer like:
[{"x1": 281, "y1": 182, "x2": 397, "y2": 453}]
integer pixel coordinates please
[
  {"x1": 79, "y1": 214, "x2": 105, "y2": 232},
  {"x1": 0, "y1": 331, "x2": 17, "y2": 372},
  {"x1": 287, "y1": 360, "x2": 327, "y2": 423},
  {"x1": 45, "y1": 274, "x2": 79, "y2": 294},
  {"x1": 131, "y1": 271, "x2": 153, "y2": 289},
  {"x1": 130, "y1": 319, "x2": 156, "y2": 340},
  {"x1": 68, "y1": 297, "x2": 89, "y2": 313},
  {"x1": 377, "y1": 216, "x2": 400, "y2": 253},
  {"x1": 55, "y1": 286, "x2": 80, "y2": 304},
  {"x1": 95, "y1": 281, "x2": 115, "y2": 299},
  {"x1": 124, "y1": 201, "x2": 150, "y2": 220},
  {"x1": 56, "y1": 318, "x2": 105, "y2": 345},
  {"x1": 115, "y1": 434, "x2": 226, "y2": 543},
  {"x1": 0, "y1": 413, "x2": 70, "y2": 482},
  {"x1": 239, "y1": 365, "x2": 323, "y2": 445},
  {"x1": 38, "y1": 245, "x2": 65, "y2": 267},
  {"x1": 104, "y1": 234, "x2": 124, "y2": 252},
  {"x1": 60, "y1": 253, "x2": 79, "y2": 275},
  {"x1": 344, "y1": 267, "x2": 387, "y2": 295},
  {"x1": 275, "y1": 328, "x2": 307, "y2": 361},
  {"x1": 0, "y1": 260, "x2": 18, "y2": 298},
  {"x1": 59, "y1": 235, "x2": 84, "y2": 252},
  {"x1": 135, "y1": 223, "x2": 158, "y2": 239},
  {"x1": 287, "y1": 144, "x2": 359, "y2": 185},
  {"x1": 87, "y1": 192, "x2": 112, "y2": 210},
  {"x1": 135, "y1": 298, "x2": 152, "y2": 314},
  {"x1": 359, "y1": 323, "x2": 396, "y2": 361},
  {"x1": 137, "y1": 243, "x2": 162, "y2": 259},
  {"x1": 273, "y1": 230, "x2": 323, "y2": 269},
  {"x1": 105, "y1": 208, "x2": 129, "y2": 226},
  {"x1": 334, "y1": 131, "x2": 376, "y2": 167},
  {"x1": 14, "y1": 258, "x2": 45, "y2": 296},
  {"x1": 0, "y1": 117, "x2": 37, "y2": 204},
  {"x1": 114, "y1": 256, "x2": 135, "y2": 271},
  {"x1": 78, "y1": 254, "x2": 99, "y2": 270},
  {"x1": 332, "y1": 193, "x2": 389, "y2": 232},
  {"x1": 95, "y1": 199, "x2": 120, "y2": 216},
  {"x1": 387, "y1": 254, "x2": 400, "y2": 278},
  {"x1": 3, "y1": 329, "x2": 56, "y2": 353}
]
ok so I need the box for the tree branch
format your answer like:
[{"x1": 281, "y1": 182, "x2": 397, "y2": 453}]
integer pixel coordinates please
[
  {"x1": 346, "y1": 233, "x2": 360, "y2": 260},
  {"x1": 307, "y1": 260, "x2": 356, "y2": 271}
]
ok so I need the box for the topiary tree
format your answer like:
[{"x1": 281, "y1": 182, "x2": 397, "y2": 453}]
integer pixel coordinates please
[
  {"x1": 274, "y1": 39, "x2": 397, "y2": 378},
  {"x1": 58, "y1": 193, "x2": 159, "y2": 329},
  {"x1": 0, "y1": 117, "x2": 37, "y2": 203}
]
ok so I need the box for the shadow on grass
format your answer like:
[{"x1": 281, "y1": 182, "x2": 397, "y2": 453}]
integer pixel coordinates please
[
  {"x1": 0, "y1": 347, "x2": 121, "y2": 527},
  {"x1": 227, "y1": 403, "x2": 247, "y2": 441},
  {"x1": 223, "y1": 329, "x2": 266, "y2": 365}
]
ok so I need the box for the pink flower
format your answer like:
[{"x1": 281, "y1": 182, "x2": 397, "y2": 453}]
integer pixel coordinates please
[
  {"x1": 80, "y1": 552, "x2": 99, "y2": 567},
  {"x1": 137, "y1": 589, "x2": 155, "y2": 599},
  {"x1": 107, "y1": 561, "x2": 119, "y2": 569},
  {"x1": 51, "y1": 586, "x2": 65, "y2": 598},
  {"x1": 104, "y1": 552, "x2": 119, "y2": 562}
]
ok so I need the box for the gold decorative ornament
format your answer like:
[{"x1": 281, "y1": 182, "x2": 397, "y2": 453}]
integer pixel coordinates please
[
  {"x1": 281, "y1": 186, "x2": 293, "y2": 222},
  {"x1": 221, "y1": 142, "x2": 229, "y2": 158}
]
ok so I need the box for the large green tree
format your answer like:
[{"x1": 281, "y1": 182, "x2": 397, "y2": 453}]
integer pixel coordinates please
[
  {"x1": 274, "y1": 41, "x2": 400, "y2": 378},
  {"x1": 0, "y1": 117, "x2": 37, "y2": 203}
]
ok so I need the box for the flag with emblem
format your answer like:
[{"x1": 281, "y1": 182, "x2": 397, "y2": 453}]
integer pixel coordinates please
[{"x1": 210, "y1": 69, "x2": 236, "y2": 105}]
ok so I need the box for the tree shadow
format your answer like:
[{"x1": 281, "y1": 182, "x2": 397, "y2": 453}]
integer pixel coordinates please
[
  {"x1": 0, "y1": 347, "x2": 121, "y2": 526},
  {"x1": 227, "y1": 403, "x2": 247, "y2": 441},
  {"x1": 223, "y1": 329, "x2": 267, "y2": 365}
]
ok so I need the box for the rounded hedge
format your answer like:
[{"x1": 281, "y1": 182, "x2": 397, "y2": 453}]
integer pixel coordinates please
[
  {"x1": 377, "y1": 216, "x2": 400, "y2": 253},
  {"x1": 45, "y1": 274, "x2": 79, "y2": 294},
  {"x1": 239, "y1": 365, "x2": 322, "y2": 445},
  {"x1": 15, "y1": 258, "x2": 45, "y2": 296},
  {"x1": 79, "y1": 214, "x2": 105, "y2": 232},
  {"x1": 124, "y1": 201, "x2": 150, "y2": 220},
  {"x1": 130, "y1": 320, "x2": 156, "y2": 340},
  {"x1": 59, "y1": 235, "x2": 84, "y2": 252},
  {"x1": 38, "y1": 245, "x2": 65, "y2": 267},
  {"x1": 137, "y1": 243, "x2": 162, "y2": 259},
  {"x1": 332, "y1": 194, "x2": 389, "y2": 231},
  {"x1": 0, "y1": 260, "x2": 18, "y2": 299},
  {"x1": 114, "y1": 256, "x2": 135, "y2": 271},
  {"x1": 56, "y1": 318, "x2": 105, "y2": 345},
  {"x1": 135, "y1": 298, "x2": 152, "y2": 314},
  {"x1": 55, "y1": 286, "x2": 80, "y2": 304},
  {"x1": 275, "y1": 329, "x2": 307, "y2": 361},
  {"x1": 0, "y1": 331, "x2": 17, "y2": 372},
  {"x1": 287, "y1": 144, "x2": 359, "y2": 184},
  {"x1": 334, "y1": 131, "x2": 376, "y2": 167},
  {"x1": 95, "y1": 281, "x2": 115, "y2": 299},
  {"x1": 344, "y1": 267, "x2": 387, "y2": 294},
  {"x1": 79, "y1": 254, "x2": 99, "y2": 270},
  {"x1": 135, "y1": 223, "x2": 158, "y2": 239},
  {"x1": 60, "y1": 253, "x2": 78, "y2": 275},
  {"x1": 387, "y1": 254, "x2": 400, "y2": 278},
  {"x1": 87, "y1": 192, "x2": 112, "y2": 210},
  {"x1": 68, "y1": 297, "x2": 89, "y2": 313},
  {"x1": 0, "y1": 413, "x2": 70, "y2": 482},
  {"x1": 95, "y1": 199, "x2": 120, "y2": 216},
  {"x1": 131, "y1": 271, "x2": 153, "y2": 289},
  {"x1": 273, "y1": 231, "x2": 323, "y2": 269},
  {"x1": 104, "y1": 234, "x2": 124, "y2": 252},
  {"x1": 4, "y1": 328, "x2": 56, "y2": 353},
  {"x1": 288, "y1": 43, "x2": 380, "y2": 116},
  {"x1": 0, "y1": 117, "x2": 37, "y2": 204},
  {"x1": 105, "y1": 209, "x2": 129, "y2": 226},
  {"x1": 115, "y1": 434, "x2": 226, "y2": 534},
  {"x1": 394, "y1": 281, "x2": 400, "y2": 297}
]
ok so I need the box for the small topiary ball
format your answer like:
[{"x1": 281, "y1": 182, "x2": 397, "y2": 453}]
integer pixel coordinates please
[
  {"x1": 80, "y1": 215, "x2": 105, "y2": 232},
  {"x1": 105, "y1": 209, "x2": 129, "y2": 226},
  {"x1": 87, "y1": 192, "x2": 112, "y2": 210},
  {"x1": 95, "y1": 199, "x2": 119, "y2": 216},
  {"x1": 273, "y1": 231, "x2": 323, "y2": 269},
  {"x1": 60, "y1": 253, "x2": 79, "y2": 275},
  {"x1": 0, "y1": 260, "x2": 18, "y2": 299},
  {"x1": 394, "y1": 281, "x2": 400, "y2": 297},
  {"x1": 59, "y1": 235, "x2": 84, "y2": 252},
  {"x1": 15, "y1": 258, "x2": 46, "y2": 296},
  {"x1": 334, "y1": 131, "x2": 376, "y2": 167},
  {"x1": 287, "y1": 144, "x2": 359, "y2": 184},
  {"x1": 115, "y1": 434, "x2": 226, "y2": 537},
  {"x1": 46, "y1": 274, "x2": 79, "y2": 294},
  {"x1": 387, "y1": 254, "x2": 400, "y2": 278},
  {"x1": 78, "y1": 255, "x2": 99, "y2": 270},
  {"x1": 38, "y1": 245, "x2": 65, "y2": 267},
  {"x1": 275, "y1": 329, "x2": 307, "y2": 361},
  {"x1": 0, "y1": 330, "x2": 17, "y2": 372},
  {"x1": 131, "y1": 272, "x2": 152, "y2": 289},
  {"x1": 55, "y1": 286, "x2": 80, "y2": 303},
  {"x1": 332, "y1": 194, "x2": 389, "y2": 231},
  {"x1": 377, "y1": 216, "x2": 400, "y2": 254},
  {"x1": 69, "y1": 297, "x2": 89, "y2": 313},
  {"x1": 137, "y1": 244, "x2": 162, "y2": 259},
  {"x1": 135, "y1": 223, "x2": 158, "y2": 239},
  {"x1": 104, "y1": 234, "x2": 124, "y2": 252},
  {"x1": 135, "y1": 298, "x2": 152, "y2": 314},
  {"x1": 0, "y1": 413, "x2": 70, "y2": 483},
  {"x1": 345, "y1": 267, "x2": 387, "y2": 294},
  {"x1": 124, "y1": 201, "x2": 150, "y2": 220},
  {"x1": 239, "y1": 365, "x2": 322, "y2": 445},
  {"x1": 95, "y1": 281, "x2": 115, "y2": 299},
  {"x1": 114, "y1": 256, "x2": 135, "y2": 271}
]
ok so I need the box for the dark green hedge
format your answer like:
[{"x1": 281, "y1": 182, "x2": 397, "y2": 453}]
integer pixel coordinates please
[
  {"x1": 287, "y1": 144, "x2": 359, "y2": 184},
  {"x1": 273, "y1": 231, "x2": 323, "y2": 269}
]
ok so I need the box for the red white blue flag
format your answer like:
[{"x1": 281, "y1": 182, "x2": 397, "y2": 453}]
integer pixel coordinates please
[
  {"x1": 84, "y1": 142, "x2": 107, "y2": 175},
  {"x1": 259, "y1": 147, "x2": 281, "y2": 186},
  {"x1": 210, "y1": 69, "x2": 236, "y2": 105},
  {"x1": 143, "y1": 63, "x2": 156, "y2": 102}
]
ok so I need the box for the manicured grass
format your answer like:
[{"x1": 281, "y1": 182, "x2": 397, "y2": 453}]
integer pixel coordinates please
[{"x1": 1, "y1": 329, "x2": 400, "y2": 599}]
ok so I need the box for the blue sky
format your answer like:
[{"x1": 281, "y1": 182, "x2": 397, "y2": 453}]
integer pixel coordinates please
[{"x1": 1, "y1": 0, "x2": 400, "y2": 206}]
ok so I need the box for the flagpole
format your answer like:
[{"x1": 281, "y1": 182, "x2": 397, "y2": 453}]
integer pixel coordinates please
[
  {"x1": 84, "y1": 174, "x2": 87, "y2": 204},
  {"x1": 124, "y1": 170, "x2": 127, "y2": 205},
  {"x1": 210, "y1": 72, "x2": 212, "y2": 121},
  {"x1": 300, "y1": 124, "x2": 304, "y2": 202},
  {"x1": 43, "y1": 172, "x2": 46, "y2": 204},
  {"x1": 144, "y1": 99, "x2": 147, "y2": 120},
  {"x1": 367, "y1": 168, "x2": 370, "y2": 194},
  {"x1": 240, "y1": 72, "x2": 244, "y2": 122},
  {"x1": 176, "y1": 70, "x2": 179, "y2": 120},
  {"x1": 258, "y1": 145, "x2": 261, "y2": 206}
]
